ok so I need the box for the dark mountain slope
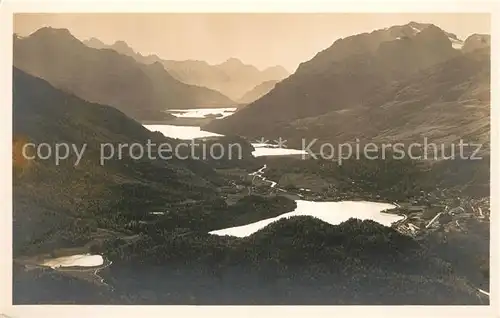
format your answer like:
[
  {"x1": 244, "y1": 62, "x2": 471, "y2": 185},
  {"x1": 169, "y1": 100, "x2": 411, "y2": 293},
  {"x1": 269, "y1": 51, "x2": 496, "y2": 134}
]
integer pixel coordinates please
[
  {"x1": 205, "y1": 23, "x2": 464, "y2": 138},
  {"x1": 12, "y1": 67, "x2": 221, "y2": 254},
  {"x1": 14, "y1": 28, "x2": 234, "y2": 121}
]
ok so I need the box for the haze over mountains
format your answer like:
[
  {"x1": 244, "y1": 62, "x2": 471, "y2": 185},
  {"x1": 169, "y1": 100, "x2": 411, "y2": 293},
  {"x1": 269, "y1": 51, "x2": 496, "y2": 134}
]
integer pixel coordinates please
[
  {"x1": 83, "y1": 37, "x2": 290, "y2": 101},
  {"x1": 238, "y1": 80, "x2": 279, "y2": 104},
  {"x1": 13, "y1": 27, "x2": 236, "y2": 121},
  {"x1": 205, "y1": 22, "x2": 490, "y2": 150}
]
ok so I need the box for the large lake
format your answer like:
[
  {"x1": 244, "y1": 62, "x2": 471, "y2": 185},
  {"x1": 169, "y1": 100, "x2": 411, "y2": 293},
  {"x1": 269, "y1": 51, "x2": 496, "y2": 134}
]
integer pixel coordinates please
[{"x1": 209, "y1": 200, "x2": 403, "y2": 237}]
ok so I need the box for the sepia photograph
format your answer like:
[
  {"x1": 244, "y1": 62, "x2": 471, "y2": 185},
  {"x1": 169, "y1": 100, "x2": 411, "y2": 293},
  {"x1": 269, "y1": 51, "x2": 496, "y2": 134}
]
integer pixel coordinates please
[{"x1": 1, "y1": 1, "x2": 497, "y2": 315}]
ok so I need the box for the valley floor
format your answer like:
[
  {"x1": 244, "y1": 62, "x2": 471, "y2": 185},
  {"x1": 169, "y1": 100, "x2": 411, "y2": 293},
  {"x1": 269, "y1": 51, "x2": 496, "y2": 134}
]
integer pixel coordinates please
[{"x1": 13, "y1": 154, "x2": 490, "y2": 305}]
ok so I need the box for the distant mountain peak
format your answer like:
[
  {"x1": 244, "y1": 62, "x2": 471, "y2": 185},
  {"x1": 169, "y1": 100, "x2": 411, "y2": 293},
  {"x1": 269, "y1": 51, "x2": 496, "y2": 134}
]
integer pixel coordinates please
[
  {"x1": 30, "y1": 27, "x2": 76, "y2": 40},
  {"x1": 32, "y1": 26, "x2": 70, "y2": 34},
  {"x1": 110, "y1": 40, "x2": 136, "y2": 56},
  {"x1": 263, "y1": 65, "x2": 288, "y2": 73},
  {"x1": 147, "y1": 61, "x2": 166, "y2": 72},
  {"x1": 406, "y1": 21, "x2": 440, "y2": 33},
  {"x1": 113, "y1": 40, "x2": 131, "y2": 48},
  {"x1": 407, "y1": 21, "x2": 426, "y2": 32},
  {"x1": 238, "y1": 79, "x2": 280, "y2": 104},
  {"x1": 165, "y1": 59, "x2": 211, "y2": 67},
  {"x1": 413, "y1": 24, "x2": 450, "y2": 41},
  {"x1": 217, "y1": 57, "x2": 260, "y2": 74},
  {"x1": 405, "y1": 22, "x2": 460, "y2": 41},
  {"x1": 206, "y1": 19, "x2": 483, "y2": 141},
  {"x1": 88, "y1": 37, "x2": 105, "y2": 44}
]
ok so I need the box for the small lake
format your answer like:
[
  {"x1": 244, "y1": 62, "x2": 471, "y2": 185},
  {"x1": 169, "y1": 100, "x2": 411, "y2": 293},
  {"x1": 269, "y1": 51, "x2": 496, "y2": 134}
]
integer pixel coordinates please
[
  {"x1": 210, "y1": 200, "x2": 403, "y2": 237},
  {"x1": 144, "y1": 121, "x2": 307, "y2": 157},
  {"x1": 166, "y1": 107, "x2": 237, "y2": 119},
  {"x1": 42, "y1": 254, "x2": 104, "y2": 269}
]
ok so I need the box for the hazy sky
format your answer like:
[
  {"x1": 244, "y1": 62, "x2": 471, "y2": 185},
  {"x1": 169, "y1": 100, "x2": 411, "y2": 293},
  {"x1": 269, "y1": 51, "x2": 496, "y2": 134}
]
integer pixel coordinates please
[{"x1": 14, "y1": 13, "x2": 490, "y2": 72}]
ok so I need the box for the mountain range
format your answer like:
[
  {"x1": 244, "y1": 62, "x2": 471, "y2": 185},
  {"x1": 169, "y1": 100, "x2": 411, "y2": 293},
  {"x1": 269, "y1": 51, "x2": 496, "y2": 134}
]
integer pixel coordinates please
[
  {"x1": 83, "y1": 37, "x2": 290, "y2": 100},
  {"x1": 205, "y1": 22, "x2": 490, "y2": 151},
  {"x1": 14, "y1": 27, "x2": 235, "y2": 121}
]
